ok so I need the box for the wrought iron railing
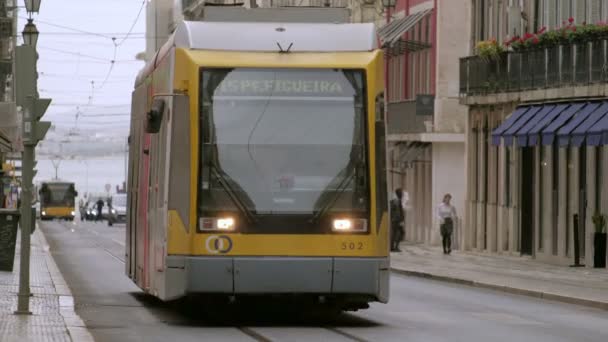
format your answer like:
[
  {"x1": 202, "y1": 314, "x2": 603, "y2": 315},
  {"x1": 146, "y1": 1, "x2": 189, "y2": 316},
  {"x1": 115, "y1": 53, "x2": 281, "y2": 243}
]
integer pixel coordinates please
[{"x1": 460, "y1": 41, "x2": 608, "y2": 96}]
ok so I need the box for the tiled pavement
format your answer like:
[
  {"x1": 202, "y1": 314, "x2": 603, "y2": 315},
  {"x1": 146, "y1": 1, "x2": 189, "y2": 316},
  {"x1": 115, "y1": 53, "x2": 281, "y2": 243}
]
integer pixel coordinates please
[
  {"x1": 0, "y1": 228, "x2": 93, "y2": 342},
  {"x1": 391, "y1": 243, "x2": 608, "y2": 310}
]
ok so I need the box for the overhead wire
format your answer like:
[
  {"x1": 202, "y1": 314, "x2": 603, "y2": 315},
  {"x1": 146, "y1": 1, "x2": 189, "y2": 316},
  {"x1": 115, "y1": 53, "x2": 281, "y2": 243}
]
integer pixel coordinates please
[
  {"x1": 32, "y1": 1, "x2": 145, "y2": 136},
  {"x1": 97, "y1": 0, "x2": 146, "y2": 90}
]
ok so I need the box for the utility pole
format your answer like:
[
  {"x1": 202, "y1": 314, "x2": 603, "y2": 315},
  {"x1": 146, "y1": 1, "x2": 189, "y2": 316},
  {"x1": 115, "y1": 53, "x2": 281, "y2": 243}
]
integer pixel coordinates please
[{"x1": 14, "y1": 0, "x2": 52, "y2": 314}]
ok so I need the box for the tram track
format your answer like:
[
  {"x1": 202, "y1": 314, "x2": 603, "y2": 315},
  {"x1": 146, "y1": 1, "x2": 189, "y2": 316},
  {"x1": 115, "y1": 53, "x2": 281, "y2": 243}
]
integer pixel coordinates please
[
  {"x1": 58, "y1": 220, "x2": 126, "y2": 264},
  {"x1": 237, "y1": 326, "x2": 371, "y2": 342},
  {"x1": 53, "y1": 220, "x2": 373, "y2": 342}
]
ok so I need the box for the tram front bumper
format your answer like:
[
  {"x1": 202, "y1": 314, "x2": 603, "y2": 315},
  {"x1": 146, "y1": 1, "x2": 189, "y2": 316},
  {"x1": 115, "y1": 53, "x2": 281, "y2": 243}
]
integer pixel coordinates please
[{"x1": 165, "y1": 256, "x2": 389, "y2": 302}]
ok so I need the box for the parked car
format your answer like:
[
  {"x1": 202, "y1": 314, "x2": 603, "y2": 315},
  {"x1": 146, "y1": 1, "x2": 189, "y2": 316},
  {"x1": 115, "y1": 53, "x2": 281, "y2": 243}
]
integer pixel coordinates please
[{"x1": 107, "y1": 194, "x2": 127, "y2": 226}]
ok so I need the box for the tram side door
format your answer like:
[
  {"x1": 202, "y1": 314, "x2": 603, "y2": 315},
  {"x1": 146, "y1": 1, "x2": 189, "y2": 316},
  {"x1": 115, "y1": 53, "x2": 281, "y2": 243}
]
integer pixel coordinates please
[{"x1": 138, "y1": 133, "x2": 152, "y2": 290}]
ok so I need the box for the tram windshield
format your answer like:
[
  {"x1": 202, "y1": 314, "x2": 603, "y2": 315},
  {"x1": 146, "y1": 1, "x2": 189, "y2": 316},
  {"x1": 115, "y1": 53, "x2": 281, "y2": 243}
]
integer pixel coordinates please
[
  {"x1": 40, "y1": 183, "x2": 76, "y2": 207},
  {"x1": 200, "y1": 68, "x2": 368, "y2": 216}
]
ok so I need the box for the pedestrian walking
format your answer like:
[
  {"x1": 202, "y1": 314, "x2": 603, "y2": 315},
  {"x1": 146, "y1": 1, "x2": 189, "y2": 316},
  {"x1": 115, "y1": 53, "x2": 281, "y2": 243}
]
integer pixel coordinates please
[
  {"x1": 390, "y1": 188, "x2": 405, "y2": 252},
  {"x1": 437, "y1": 193, "x2": 457, "y2": 254},
  {"x1": 96, "y1": 199, "x2": 104, "y2": 222}
]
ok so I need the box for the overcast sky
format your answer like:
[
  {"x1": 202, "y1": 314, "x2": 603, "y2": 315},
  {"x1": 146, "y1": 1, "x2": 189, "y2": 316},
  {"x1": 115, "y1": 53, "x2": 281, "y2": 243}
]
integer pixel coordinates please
[{"x1": 19, "y1": 0, "x2": 146, "y2": 137}]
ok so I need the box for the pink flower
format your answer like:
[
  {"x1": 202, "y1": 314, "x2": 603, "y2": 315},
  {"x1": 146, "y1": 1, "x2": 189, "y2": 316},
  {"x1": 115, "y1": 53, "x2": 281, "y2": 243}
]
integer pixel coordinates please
[
  {"x1": 538, "y1": 26, "x2": 547, "y2": 34},
  {"x1": 568, "y1": 17, "x2": 574, "y2": 24}
]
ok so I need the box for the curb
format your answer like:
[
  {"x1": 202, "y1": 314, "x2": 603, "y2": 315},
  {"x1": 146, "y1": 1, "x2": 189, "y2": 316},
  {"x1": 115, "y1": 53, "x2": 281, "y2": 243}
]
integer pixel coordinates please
[
  {"x1": 36, "y1": 223, "x2": 95, "y2": 342},
  {"x1": 391, "y1": 267, "x2": 608, "y2": 311}
]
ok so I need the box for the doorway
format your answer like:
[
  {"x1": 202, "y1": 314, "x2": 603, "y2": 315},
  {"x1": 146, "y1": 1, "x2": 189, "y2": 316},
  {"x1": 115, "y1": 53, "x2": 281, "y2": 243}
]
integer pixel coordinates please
[
  {"x1": 578, "y1": 147, "x2": 587, "y2": 258},
  {"x1": 520, "y1": 147, "x2": 535, "y2": 255}
]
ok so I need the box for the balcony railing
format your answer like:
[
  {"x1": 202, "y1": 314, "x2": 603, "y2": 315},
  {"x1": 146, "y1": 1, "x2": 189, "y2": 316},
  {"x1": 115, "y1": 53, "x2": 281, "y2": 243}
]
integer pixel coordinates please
[{"x1": 460, "y1": 41, "x2": 608, "y2": 96}]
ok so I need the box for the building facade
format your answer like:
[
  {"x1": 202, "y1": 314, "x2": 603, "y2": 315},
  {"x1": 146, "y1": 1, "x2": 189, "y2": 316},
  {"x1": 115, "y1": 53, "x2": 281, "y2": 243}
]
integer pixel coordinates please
[
  {"x1": 380, "y1": 0, "x2": 470, "y2": 247},
  {"x1": 0, "y1": 0, "x2": 18, "y2": 201},
  {"x1": 0, "y1": 0, "x2": 17, "y2": 156},
  {"x1": 461, "y1": 0, "x2": 608, "y2": 267}
]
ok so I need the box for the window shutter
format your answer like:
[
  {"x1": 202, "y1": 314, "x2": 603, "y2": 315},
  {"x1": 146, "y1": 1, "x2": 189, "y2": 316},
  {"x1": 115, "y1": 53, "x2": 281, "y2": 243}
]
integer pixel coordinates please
[
  {"x1": 560, "y1": 0, "x2": 571, "y2": 23},
  {"x1": 589, "y1": 0, "x2": 601, "y2": 24},
  {"x1": 547, "y1": 0, "x2": 558, "y2": 28},
  {"x1": 575, "y1": 0, "x2": 586, "y2": 23}
]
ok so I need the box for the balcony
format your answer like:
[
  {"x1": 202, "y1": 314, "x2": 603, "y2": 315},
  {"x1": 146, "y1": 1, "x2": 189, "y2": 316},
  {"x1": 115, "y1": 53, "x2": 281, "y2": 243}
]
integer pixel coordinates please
[{"x1": 459, "y1": 41, "x2": 608, "y2": 102}]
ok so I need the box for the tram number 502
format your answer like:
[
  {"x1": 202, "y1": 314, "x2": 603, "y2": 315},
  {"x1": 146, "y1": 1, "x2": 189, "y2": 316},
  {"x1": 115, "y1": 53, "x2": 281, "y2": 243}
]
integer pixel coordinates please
[{"x1": 341, "y1": 241, "x2": 363, "y2": 250}]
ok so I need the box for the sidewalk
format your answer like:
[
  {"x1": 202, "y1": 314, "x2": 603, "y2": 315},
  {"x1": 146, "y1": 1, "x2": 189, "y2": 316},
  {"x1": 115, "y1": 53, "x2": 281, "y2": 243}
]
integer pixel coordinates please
[
  {"x1": 0, "y1": 227, "x2": 94, "y2": 342},
  {"x1": 391, "y1": 243, "x2": 608, "y2": 310}
]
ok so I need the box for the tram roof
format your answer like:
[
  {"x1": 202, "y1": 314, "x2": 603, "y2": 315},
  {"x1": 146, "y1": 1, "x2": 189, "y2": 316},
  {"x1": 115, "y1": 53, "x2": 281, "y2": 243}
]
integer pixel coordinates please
[
  {"x1": 39, "y1": 180, "x2": 74, "y2": 185},
  {"x1": 174, "y1": 21, "x2": 377, "y2": 52},
  {"x1": 136, "y1": 21, "x2": 377, "y2": 86}
]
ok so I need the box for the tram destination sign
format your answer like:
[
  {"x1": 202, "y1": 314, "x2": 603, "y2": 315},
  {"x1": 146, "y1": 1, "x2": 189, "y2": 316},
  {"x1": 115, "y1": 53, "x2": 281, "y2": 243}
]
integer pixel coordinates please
[{"x1": 212, "y1": 70, "x2": 359, "y2": 98}]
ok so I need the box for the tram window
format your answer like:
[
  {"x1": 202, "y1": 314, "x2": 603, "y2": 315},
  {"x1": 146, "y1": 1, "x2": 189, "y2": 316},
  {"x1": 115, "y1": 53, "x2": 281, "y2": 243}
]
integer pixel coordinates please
[{"x1": 198, "y1": 68, "x2": 370, "y2": 218}]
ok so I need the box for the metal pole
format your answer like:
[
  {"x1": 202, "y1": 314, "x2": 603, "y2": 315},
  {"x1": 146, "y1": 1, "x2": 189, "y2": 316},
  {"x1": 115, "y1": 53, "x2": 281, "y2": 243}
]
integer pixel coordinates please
[
  {"x1": 15, "y1": 98, "x2": 34, "y2": 315},
  {"x1": 124, "y1": 138, "x2": 127, "y2": 185},
  {"x1": 85, "y1": 160, "x2": 89, "y2": 194}
]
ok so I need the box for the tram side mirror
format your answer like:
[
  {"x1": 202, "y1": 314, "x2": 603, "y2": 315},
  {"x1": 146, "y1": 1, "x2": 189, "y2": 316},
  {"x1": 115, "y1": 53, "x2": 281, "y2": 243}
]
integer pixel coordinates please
[{"x1": 146, "y1": 99, "x2": 165, "y2": 134}]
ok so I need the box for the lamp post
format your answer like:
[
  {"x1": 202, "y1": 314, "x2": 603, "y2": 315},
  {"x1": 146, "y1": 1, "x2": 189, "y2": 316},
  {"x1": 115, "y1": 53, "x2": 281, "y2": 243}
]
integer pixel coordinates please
[
  {"x1": 15, "y1": 3, "x2": 51, "y2": 315},
  {"x1": 22, "y1": 19, "x2": 39, "y2": 48},
  {"x1": 24, "y1": 0, "x2": 42, "y2": 14}
]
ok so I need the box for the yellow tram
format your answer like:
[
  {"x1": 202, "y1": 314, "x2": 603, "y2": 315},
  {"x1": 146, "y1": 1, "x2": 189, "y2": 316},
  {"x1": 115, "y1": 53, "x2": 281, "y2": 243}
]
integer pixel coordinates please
[
  {"x1": 127, "y1": 21, "x2": 389, "y2": 311},
  {"x1": 38, "y1": 181, "x2": 77, "y2": 221}
]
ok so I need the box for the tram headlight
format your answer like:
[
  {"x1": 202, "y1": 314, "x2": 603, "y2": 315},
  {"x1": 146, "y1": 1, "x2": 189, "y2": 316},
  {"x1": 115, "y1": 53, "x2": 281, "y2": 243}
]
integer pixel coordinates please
[
  {"x1": 71, "y1": 211, "x2": 75, "y2": 216},
  {"x1": 41, "y1": 211, "x2": 46, "y2": 216},
  {"x1": 332, "y1": 218, "x2": 367, "y2": 232},
  {"x1": 200, "y1": 217, "x2": 236, "y2": 231},
  {"x1": 333, "y1": 219, "x2": 352, "y2": 231},
  {"x1": 217, "y1": 217, "x2": 235, "y2": 230}
]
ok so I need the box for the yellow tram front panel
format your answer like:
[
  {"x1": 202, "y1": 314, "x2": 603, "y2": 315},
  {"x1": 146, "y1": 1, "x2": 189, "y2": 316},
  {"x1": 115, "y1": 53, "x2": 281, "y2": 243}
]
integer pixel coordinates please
[
  {"x1": 42, "y1": 207, "x2": 73, "y2": 218},
  {"x1": 167, "y1": 49, "x2": 387, "y2": 259},
  {"x1": 168, "y1": 210, "x2": 388, "y2": 257}
]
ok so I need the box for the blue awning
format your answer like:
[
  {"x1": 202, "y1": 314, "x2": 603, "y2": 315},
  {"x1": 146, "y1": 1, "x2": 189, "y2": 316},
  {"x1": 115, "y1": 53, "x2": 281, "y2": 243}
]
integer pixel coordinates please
[
  {"x1": 527, "y1": 104, "x2": 569, "y2": 146},
  {"x1": 587, "y1": 106, "x2": 608, "y2": 146},
  {"x1": 502, "y1": 106, "x2": 542, "y2": 146},
  {"x1": 491, "y1": 106, "x2": 530, "y2": 146},
  {"x1": 515, "y1": 105, "x2": 556, "y2": 147},
  {"x1": 557, "y1": 102, "x2": 601, "y2": 147},
  {"x1": 570, "y1": 102, "x2": 608, "y2": 146},
  {"x1": 541, "y1": 103, "x2": 588, "y2": 145}
]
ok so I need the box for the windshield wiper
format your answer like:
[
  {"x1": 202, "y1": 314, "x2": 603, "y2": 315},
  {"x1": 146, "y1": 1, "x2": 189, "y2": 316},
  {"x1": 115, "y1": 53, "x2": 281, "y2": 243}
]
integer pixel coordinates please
[
  {"x1": 311, "y1": 167, "x2": 356, "y2": 223},
  {"x1": 210, "y1": 165, "x2": 257, "y2": 224}
]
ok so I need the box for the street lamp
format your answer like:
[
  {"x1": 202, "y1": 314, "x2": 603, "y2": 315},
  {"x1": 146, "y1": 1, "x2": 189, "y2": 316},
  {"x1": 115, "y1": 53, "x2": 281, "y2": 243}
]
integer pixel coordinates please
[
  {"x1": 22, "y1": 19, "x2": 39, "y2": 48},
  {"x1": 382, "y1": 0, "x2": 396, "y2": 8},
  {"x1": 24, "y1": 0, "x2": 42, "y2": 14}
]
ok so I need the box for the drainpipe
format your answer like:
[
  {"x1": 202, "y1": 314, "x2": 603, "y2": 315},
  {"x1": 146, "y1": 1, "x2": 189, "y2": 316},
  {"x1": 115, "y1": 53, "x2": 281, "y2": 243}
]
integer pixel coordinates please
[
  {"x1": 431, "y1": 0, "x2": 437, "y2": 94},
  {"x1": 385, "y1": 5, "x2": 391, "y2": 107}
]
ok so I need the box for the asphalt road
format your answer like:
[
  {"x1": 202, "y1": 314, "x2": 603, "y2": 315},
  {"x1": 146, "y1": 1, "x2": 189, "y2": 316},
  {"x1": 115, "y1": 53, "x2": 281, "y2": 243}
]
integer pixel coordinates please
[{"x1": 40, "y1": 220, "x2": 608, "y2": 342}]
